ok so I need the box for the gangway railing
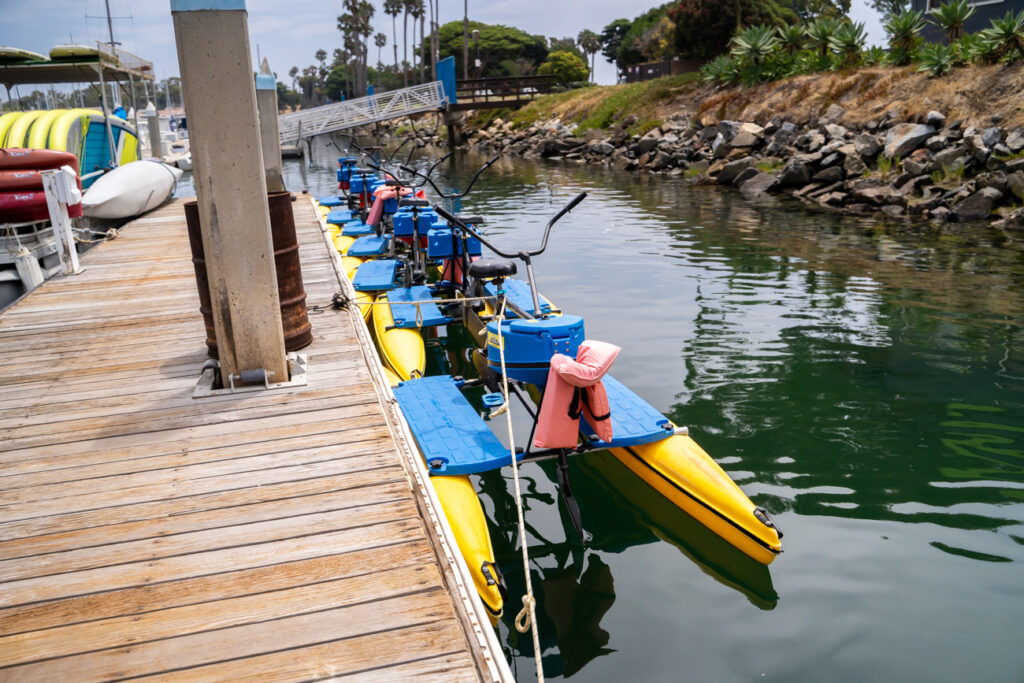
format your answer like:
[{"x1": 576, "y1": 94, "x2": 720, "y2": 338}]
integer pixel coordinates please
[{"x1": 278, "y1": 81, "x2": 447, "y2": 144}]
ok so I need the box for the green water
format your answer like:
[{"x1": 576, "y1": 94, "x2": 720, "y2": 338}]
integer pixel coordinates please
[{"x1": 213, "y1": 147, "x2": 1024, "y2": 680}]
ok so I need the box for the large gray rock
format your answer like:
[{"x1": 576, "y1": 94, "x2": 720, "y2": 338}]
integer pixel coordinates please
[
  {"x1": 824, "y1": 123, "x2": 848, "y2": 141},
  {"x1": 732, "y1": 167, "x2": 760, "y2": 186},
  {"x1": 635, "y1": 135, "x2": 662, "y2": 156},
  {"x1": 717, "y1": 120, "x2": 741, "y2": 142},
  {"x1": 729, "y1": 130, "x2": 762, "y2": 149},
  {"x1": 925, "y1": 111, "x2": 946, "y2": 128},
  {"x1": 738, "y1": 172, "x2": 780, "y2": 199},
  {"x1": 933, "y1": 145, "x2": 969, "y2": 169},
  {"x1": 822, "y1": 103, "x2": 845, "y2": 122},
  {"x1": 777, "y1": 158, "x2": 812, "y2": 188},
  {"x1": 976, "y1": 170, "x2": 1008, "y2": 195},
  {"x1": 649, "y1": 150, "x2": 673, "y2": 171},
  {"x1": 853, "y1": 133, "x2": 882, "y2": 158},
  {"x1": 844, "y1": 153, "x2": 868, "y2": 177},
  {"x1": 951, "y1": 187, "x2": 1003, "y2": 221},
  {"x1": 711, "y1": 133, "x2": 728, "y2": 158},
  {"x1": 1008, "y1": 171, "x2": 1024, "y2": 201},
  {"x1": 884, "y1": 123, "x2": 935, "y2": 158},
  {"x1": 965, "y1": 134, "x2": 991, "y2": 163},
  {"x1": 981, "y1": 127, "x2": 1003, "y2": 148},
  {"x1": 715, "y1": 157, "x2": 754, "y2": 185},
  {"x1": 1006, "y1": 127, "x2": 1024, "y2": 153},
  {"x1": 813, "y1": 166, "x2": 845, "y2": 183}
]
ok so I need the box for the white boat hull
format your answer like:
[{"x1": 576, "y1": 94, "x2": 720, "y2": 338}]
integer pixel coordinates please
[{"x1": 82, "y1": 160, "x2": 183, "y2": 219}]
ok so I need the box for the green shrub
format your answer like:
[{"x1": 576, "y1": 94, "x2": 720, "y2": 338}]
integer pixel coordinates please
[
  {"x1": 918, "y1": 43, "x2": 955, "y2": 76},
  {"x1": 932, "y1": 0, "x2": 976, "y2": 42},
  {"x1": 883, "y1": 10, "x2": 927, "y2": 65},
  {"x1": 979, "y1": 9, "x2": 1024, "y2": 63},
  {"x1": 829, "y1": 22, "x2": 867, "y2": 67}
]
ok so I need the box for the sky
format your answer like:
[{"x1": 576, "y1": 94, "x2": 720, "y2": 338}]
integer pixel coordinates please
[{"x1": 0, "y1": 0, "x2": 889, "y2": 95}]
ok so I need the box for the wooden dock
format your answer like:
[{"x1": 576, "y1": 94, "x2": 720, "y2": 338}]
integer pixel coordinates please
[{"x1": 0, "y1": 198, "x2": 510, "y2": 681}]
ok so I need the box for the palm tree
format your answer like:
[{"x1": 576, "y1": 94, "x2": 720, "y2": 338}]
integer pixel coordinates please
[
  {"x1": 402, "y1": 0, "x2": 414, "y2": 86},
  {"x1": 384, "y1": 0, "x2": 402, "y2": 74},
  {"x1": 375, "y1": 33, "x2": 387, "y2": 68},
  {"x1": 288, "y1": 65, "x2": 299, "y2": 93},
  {"x1": 577, "y1": 29, "x2": 600, "y2": 81},
  {"x1": 414, "y1": 0, "x2": 426, "y2": 82}
]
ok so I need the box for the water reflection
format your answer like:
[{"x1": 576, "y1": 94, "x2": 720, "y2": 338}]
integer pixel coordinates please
[{"x1": 232, "y1": 148, "x2": 1024, "y2": 680}]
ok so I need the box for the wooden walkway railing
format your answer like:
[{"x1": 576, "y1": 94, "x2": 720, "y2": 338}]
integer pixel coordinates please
[{"x1": 450, "y1": 75, "x2": 559, "y2": 111}]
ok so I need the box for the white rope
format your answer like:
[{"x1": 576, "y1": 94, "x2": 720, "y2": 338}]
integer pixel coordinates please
[{"x1": 494, "y1": 295, "x2": 544, "y2": 682}]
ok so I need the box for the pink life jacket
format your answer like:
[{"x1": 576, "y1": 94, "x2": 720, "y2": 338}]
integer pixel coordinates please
[
  {"x1": 533, "y1": 340, "x2": 621, "y2": 449},
  {"x1": 366, "y1": 186, "x2": 413, "y2": 226}
]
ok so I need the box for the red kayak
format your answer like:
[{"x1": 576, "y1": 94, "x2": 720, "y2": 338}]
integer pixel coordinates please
[
  {"x1": 0, "y1": 148, "x2": 79, "y2": 174},
  {"x1": 0, "y1": 170, "x2": 44, "y2": 192},
  {"x1": 0, "y1": 191, "x2": 83, "y2": 222}
]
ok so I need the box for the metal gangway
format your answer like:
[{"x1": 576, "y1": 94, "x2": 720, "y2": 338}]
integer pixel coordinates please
[{"x1": 277, "y1": 81, "x2": 447, "y2": 145}]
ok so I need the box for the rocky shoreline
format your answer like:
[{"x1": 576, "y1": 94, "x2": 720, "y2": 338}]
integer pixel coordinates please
[{"x1": 393, "y1": 105, "x2": 1024, "y2": 233}]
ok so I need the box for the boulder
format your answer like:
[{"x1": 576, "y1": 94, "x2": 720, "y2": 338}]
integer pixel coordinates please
[
  {"x1": 881, "y1": 204, "x2": 905, "y2": 217},
  {"x1": 822, "y1": 103, "x2": 845, "y2": 122},
  {"x1": 992, "y1": 206, "x2": 1024, "y2": 230},
  {"x1": 853, "y1": 133, "x2": 882, "y2": 158},
  {"x1": 711, "y1": 133, "x2": 728, "y2": 158},
  {"x1": 1007, "y1": 171, "x2": 1024, "y2": 201},
  {"x1": 976, "y1": 171, "x2": 1008, "y2": 195},
  {"x1": 738, "y1": 172, "x2": 780, "y2": 199},
  {"x1": 925, "y1": 135, "x2": 948, "y2": 152},
  {"x1": 729, "y1": 130, "x2": 762, "y2": 149},
  {"x1": 715, "y1": 157, "x2": 754, "y2": 185},
  {"x1": 777, "y1": 158, "x2": 812, "y2": 188},
  {"x1": 818, "y1": 191, "x2": 847, "y2": 206},
  {"x1": 965, "y1": 134, "x2": 991, "y2": 163},
  {"x1": 819, "y1": 152, "x2": 842, "y2": 168},
  {"x1": 981, "y1": 127, "x2": 1003, "y2": 148},
  {"x1": 635, "y1": 135, "x2": 662, "y2": 156},
  {"x1": 1006, "y1": 127, "x2": 1024, "y2": 153},
  {"x1": 902, "y1": 156, "x2": 934, "y2": 176},
  {"x1": 739, "y1": 122, "x2": 765, "y2": 136},
  {"x1": 717, "y1": 120, "x2": 741, "y2": 142},
  {"x1": 925, "y1": 111, "x2": 946, "y2": 128},
  {"x1": 597, "y1": 142, "x2": 615, "y2": 155},
  {"x1": 649, "y1": 150, "x2": 673, "y2": 171},
  {"x1": 951, "y1": 187, "x2": 1003, "y2": 221},
  {"x1": 933, "y1": 145, "x2": 969, "y2": 169},
  {"x1": 1007, "y1": 158, "x2": 1024, "y2": 173},
  {"x1": 824, "y1": 123, "x2": 848, "y2": 141},
  {"x1": 732, "y1": 167, "x2": 760, "y2": 186},
  {"x1": 844, "y1": 153, "x2": 868, "y2": 177},
  {"x1": 884, "y1": 123, "x2": 935, "y2": 158},
  {"x1": 812, "y1": 166, "x2": 845, "y2": 183}
]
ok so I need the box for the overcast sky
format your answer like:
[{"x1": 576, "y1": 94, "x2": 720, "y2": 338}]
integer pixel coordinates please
[{"x1": 0, "y1": 0, "x2": 888, "y2": 94}]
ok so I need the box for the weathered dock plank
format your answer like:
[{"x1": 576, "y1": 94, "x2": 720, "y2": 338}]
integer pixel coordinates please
[{"x1": 0, "y1": 198, "x2": 507, "y2": 682}]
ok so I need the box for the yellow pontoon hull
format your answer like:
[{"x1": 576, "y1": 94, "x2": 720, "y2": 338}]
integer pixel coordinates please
[{"x1": 611, "y1": 434, "x2": 781, "y2": 565}]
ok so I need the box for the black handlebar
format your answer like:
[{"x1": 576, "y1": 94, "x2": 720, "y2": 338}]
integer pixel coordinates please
[
  {"x1": 401, "y1": 154, "x2": 499, "y2": 200},
  {"x1": 432, "y1": 192, "x2": 587, "y2": 260}
]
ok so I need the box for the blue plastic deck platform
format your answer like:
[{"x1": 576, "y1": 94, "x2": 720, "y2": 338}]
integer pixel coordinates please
[
  {"x1": 348, "y1": 234, "x2": 389, "y2": 257},
  {"x1": 483, "y1": 279, "x2": 552, "y2": 318},
  {"x1": 318, "y1": 195, "x2": 346, "y2": 207},
  {"x1": 326, "y1": 208, "x2": 357, "y2": 224},
  {"x1": 342, "y1": 222, "x2": 375, "y2": 237},
  {"x1": 393, "y1": 376, "x2": 519, "y2": 475},
  {"x1": 352, "y1": 259, "x2": 398, "y2": 291},
  {"x1": 389, "y1": 286, "x2": 448, "y2": 328},
  {"x1": 580, "y1": 375, "x2": 672, "y2": 448}
]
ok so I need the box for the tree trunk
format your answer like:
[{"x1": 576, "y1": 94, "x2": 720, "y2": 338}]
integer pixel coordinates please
[
  {"x1": 403, "y1": 11, "x2": 408, "y2": 87},
  {"x1": 420, "y1": 12, "x2": 426, "y2": 82},
  {"x1": 392, "y1": 17, "x2": 399, "y2": 73}
]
